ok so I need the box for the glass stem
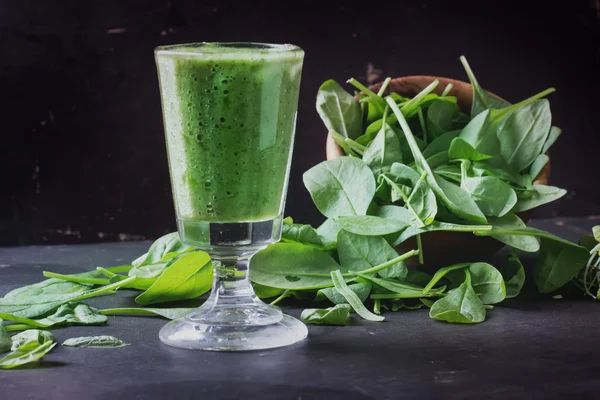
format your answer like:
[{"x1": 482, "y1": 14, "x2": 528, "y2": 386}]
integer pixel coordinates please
[{"x1": 209, "y1": 252, "x2": 257, "y2": 303}]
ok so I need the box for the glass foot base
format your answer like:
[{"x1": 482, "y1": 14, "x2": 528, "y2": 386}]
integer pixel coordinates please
[{"x1": 159, "y1": 313, "x2": 308, "y2": 351}]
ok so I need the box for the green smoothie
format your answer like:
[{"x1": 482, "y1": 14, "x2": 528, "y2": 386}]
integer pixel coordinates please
[{"x1": 156, "y1": 43, "x2": 304, "y2": 234}]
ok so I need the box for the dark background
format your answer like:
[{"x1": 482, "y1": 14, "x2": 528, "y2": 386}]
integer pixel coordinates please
[{"x1": 1, "y1": 0, "x2": 599, "y2": 246}]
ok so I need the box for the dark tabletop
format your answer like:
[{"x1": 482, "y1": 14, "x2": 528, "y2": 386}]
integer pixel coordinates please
[{"x1": 1, "y1": 217, "x2": 600, "y2": 400}]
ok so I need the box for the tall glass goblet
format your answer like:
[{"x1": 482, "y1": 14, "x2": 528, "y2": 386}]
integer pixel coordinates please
[{"x1": 154, "y1": 42, "x2": 307, "y2": 351}]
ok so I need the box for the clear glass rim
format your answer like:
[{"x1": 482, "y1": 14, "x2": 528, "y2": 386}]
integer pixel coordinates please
[{"x1": 155, "y1": 42, "x2": 304, "y2": 60}]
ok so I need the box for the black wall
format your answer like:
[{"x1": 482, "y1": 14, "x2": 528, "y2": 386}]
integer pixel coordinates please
[{"x1": 1, "y1": 0, "x2": 599, "y2": 246}]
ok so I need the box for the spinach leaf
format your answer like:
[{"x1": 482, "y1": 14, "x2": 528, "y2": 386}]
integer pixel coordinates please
[
  {"x1": 135, "y1": 251, "x2": 212, "y2": 305},
  {"x1": 512, "y1": 184, "x2": 566, "y2": 213},
  {"x1": 335, "y1": 215, "x2": 411, "y2": 236},
  {"x1": 336, "y1": 230, "x2": 407, "y2": 279},
  {"x1": 427, "y1": 100, "x2": 460, "y2": 138},
  {"x1": 429, "y1": 270, "x2": 486, "y2": 324},
  {"x1": 251, "y1": 243, "x2": 344, "y2": 290},
  {"x1": 529, "y1": 154, "x2": 549, "y2": 180},
  {"x1": 330, "y1": 270, "x2": 384, "y2": 322},
  {"x1": 461, "y1": 164, "x2": 517, "y2": 217},
  {"x1": 0, "y1": 276, "x2": 135, "y2": 319},
  {"x1": 447, "y1": 263, "x2": 506, "y2": 305},
  {"x1": 99, "y1": 307, "x2": 195, "y2": 320},
  {"x1": 459, "y1": 88, "x2": 553, "y2": 161},
  {"x1": 316, "y1": 218, "x2": 342, "y2": 245},
  {"x1": 407, "y1": 171, "x2": 438, "y2": 226},
  {"x1": 4, "y1": 274, "x2": 94, "y2": 299},
  {"x1": 498, "y1": 99, "x2": 551, "y2": 171},
  {"x1": 362, "y1": 118, "x2": 403, "y2": 175},
  {"x1": 422, "y1": 129, "x2": 461, "y2": 158},
  {"x1": 301, "y1": 304, "x2": 351, "y2": 326},
  {"x1": 133, "y1": 232, "x2": 192, "y2": 267},
  {"x1": 497, "y1": 251, "x2": 526, "y2": 298},
  {"x1": 387, "y1": 97, "x2": 487, "y2": 224},
  {"x1": 423, "y1": 263, "x2": 470, "y2": 294},
  {"x1": 487, "y1": 213, "x2": 540, "y2": 252},
  {"x1": 253, "y1": 283, "x2": 285, "y2": 299},
  {"x1": 316, "y1": 79, "x2": 362, "y2": 140},
  {"x1": 281, "y1": 222, "x2": 334, "y2": 249},
  {"x1": 448, "y1": 138, "x2": 493, "y2": 161},
  {"x1": 434, "y1": 164, "x2": 461, "y2": 184},
  {"x1": 63, "y1": 335, "x2": 130, "y2": 348},
  {"x1": 315, "y1": 282, "x2": 372, "y2": 305},
  {"x1": 39, "y1": 303, "x2": 107, "y2": 326},
  {"x1": 460, "y1": 56, "x2": 511, "y2": 117},
  {"x1": 0, "y1": 340, "x2": 56, "y2": 369},
  {"x1": 126, "y1": 262, "x2": 170, "y2": 290},
  {"x1": 303, "y1": 157, "x2": 376, "y2": 218},
  {"x1": 10, "y1": 329, "x2": 54, "y2": 352},
  {"x1": 0, "y1": 320, "x2": 10, "y2": 353},
  {"x1": 534, "y1": 238, "x2": 589, "y2": 293},
  {"x1": 542, "y1": 126, "x2": 561, "y2": 154}
]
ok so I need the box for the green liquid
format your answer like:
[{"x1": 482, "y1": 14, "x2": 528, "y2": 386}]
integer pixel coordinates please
[{"x1": 156, "y1": 44, "x2": 304, "y2": 228}]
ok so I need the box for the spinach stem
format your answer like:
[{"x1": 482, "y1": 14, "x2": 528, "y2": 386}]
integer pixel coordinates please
[
  {"x1": 329, "y1": 130, "x2": 353, "y2": 155},
  {"x1": 373, "y1": 299, "x2": 381, "y2": 315},
  {"x1": 4, "y1": 324, "x2": 33, "y2": 332},
  {"x1": 417, "y1": 107, "x2": 427, "y2": 142},
  {"x1": 68, "y1": 276, "x2": 136, "y2": 302},
  {"x1": 377, "y1": 77, "x2": 392, "y2": 97},
  {"x1": 107, "y1": 265, "x2": 133, "y2": 273},
  {"x1": 345, "y1": 138, "x2": 365, "y2": 155},
  {"x1": 346, "y1": 78, "x2": 380, "y2": 100},
  {"x1": 441, "y1": 83, "x2": 454, "y2": 97},
  {"x1": 416, "y1": 234, "x2": 424, "y2": 265},
  {"x1": 42, "y1": 271, "x2": 110, "y2": 286},
  {"x1": 270, "y1": 290, "x2": 291, "y2": 306},
  {"x1": 331, "y1": 270, "x2": 384, "y2": 322},
  {"x1": 354, "y1": 249, "x2": 419, "y2": 275},
  {"x1": 96, "y1": 267, "x2": 117, "y2": 278}
]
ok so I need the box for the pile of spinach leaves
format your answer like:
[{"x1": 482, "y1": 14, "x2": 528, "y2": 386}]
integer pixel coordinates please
[{"x1": 0, "y1": 56, "x2": 597, "y2": 369}]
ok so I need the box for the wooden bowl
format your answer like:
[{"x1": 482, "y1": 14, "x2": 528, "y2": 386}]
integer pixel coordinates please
[{"x1": 325, "y1": 76, "x2": 551, "y2": 268}]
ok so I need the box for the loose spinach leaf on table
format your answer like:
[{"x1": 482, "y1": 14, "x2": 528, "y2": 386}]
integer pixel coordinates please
[
  {"x1": 0, "y1": 276, "x2": 135, "y2": 319},
  {"x1": 533, "y1": 238, "x2": 589, "y2": 293},
  {"x1": 497, "y1": 251, "x2": 526, "y2": 298},
  {"x1": 303, "y1": 157, "x2": 376, "y2": 218},
  {"x1": 0, "y1": 340, "x2": 56, "y2": 369},
  {"x1": 357, "y1": 274, "x2": 443, "y2": 298},
  {"x1": 133, "y1": 232, "x2": 193, "y2": 268},
  {"x1": 10, "y1": 329, "x2": 55, "y2": 352},
  {"x1": 330, "y1": 270, "x2": 384, "y2": 322},
  {"x1": 0, "y1": 320, "x2": 11, "y2": 353},
  {"x1": 446, "y1": 263, "x2": 506, "y2": 305},
  {"x1": 316, "y1": 79, "x2": 362, "y2": 140},
  {"x1": 135, "y1": 251, "x2": 212, "y2": 305},
  {"x1": 429, "y1": 270, "x2": 486, "y2": 324},
  {"x1": 0, "y1": 303, "x2": 107, "y2": 331},
  {"x1": 315, "y1": 282, "x2": 372, "y2": 306},
  {"x1": 301, "y1": 304, "x2": 351, "y2": 326},
  {"x1": 99, "y1": 307, "x2": 195, "y2": 320},
  {"x1": 63, "y1": 335, "x2": 130, "y2": 348}
]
